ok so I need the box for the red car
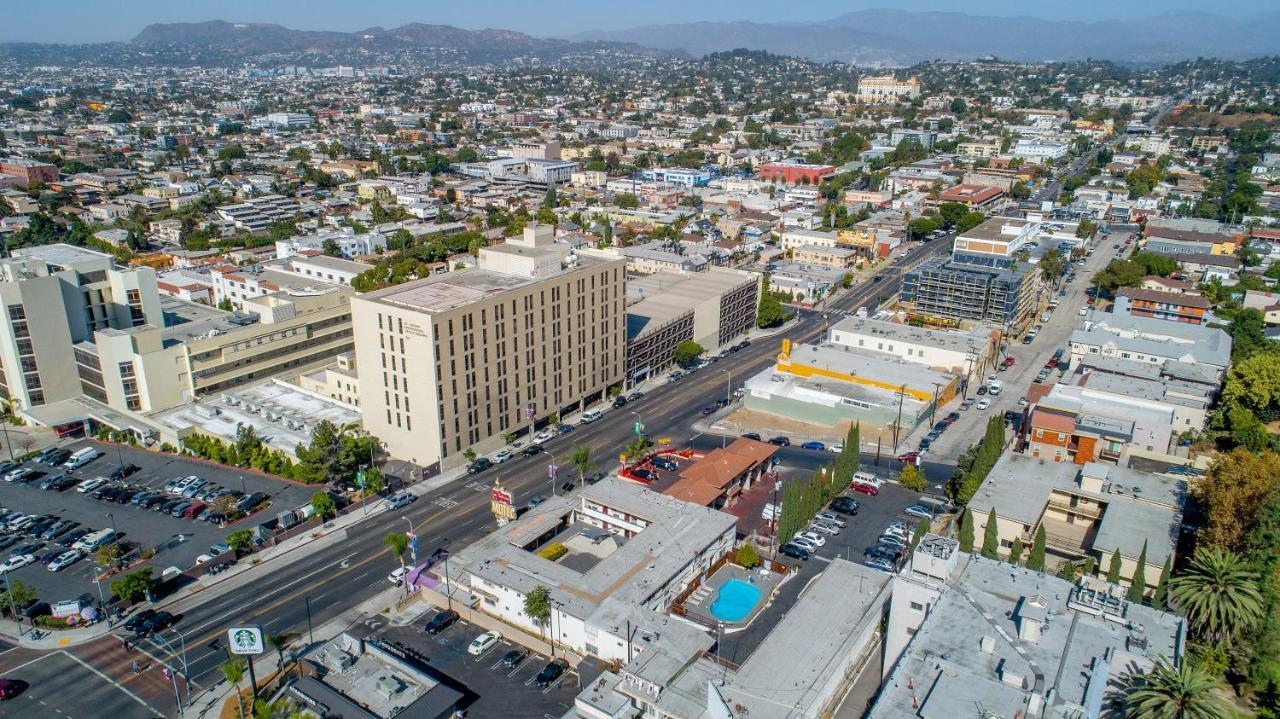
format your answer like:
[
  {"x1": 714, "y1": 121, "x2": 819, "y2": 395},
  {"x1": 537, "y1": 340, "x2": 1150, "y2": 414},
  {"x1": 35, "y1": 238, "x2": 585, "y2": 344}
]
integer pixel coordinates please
[
  {"x1": 1046, "y1": 357, "x2": 1058, "y2": 368},
  {"x1": 897, "y1": 452, "x2": 920, "y2": 464},
  {"x1": 850, "y1": 481, "x2": 880, "y2": 496},
  {"x1": 0, "y1": 678, "x2": 23, "y2": 699}
]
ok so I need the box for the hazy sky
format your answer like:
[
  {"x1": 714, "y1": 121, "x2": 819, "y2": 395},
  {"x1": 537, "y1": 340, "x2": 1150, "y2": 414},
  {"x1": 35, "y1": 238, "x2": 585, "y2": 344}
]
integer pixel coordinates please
[{"x1": 3, "y1": 0, "x2": 1274, "y2": 43}]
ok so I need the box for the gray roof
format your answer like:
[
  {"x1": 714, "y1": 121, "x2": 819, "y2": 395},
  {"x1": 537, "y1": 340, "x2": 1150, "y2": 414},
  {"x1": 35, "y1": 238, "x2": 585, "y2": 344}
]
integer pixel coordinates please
[{"x1": 1071, "y1": 314, "x2": 1231, "y2": 368}]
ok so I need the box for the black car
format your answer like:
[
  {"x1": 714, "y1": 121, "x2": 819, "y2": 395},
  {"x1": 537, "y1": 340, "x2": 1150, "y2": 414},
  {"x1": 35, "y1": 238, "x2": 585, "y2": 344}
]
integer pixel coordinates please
[
  {"x1": 829, "y1": 497, "x2": 860, "y2": 515},
  {"x1": 14, "y1": 469, "x2": 44, "y2": 485},
  {"x1": 37, "y1": 449, "x2": 71, "y2": 466},
  {"x1": 0, "y1": 536, "x2": 17, "y2": 551},
  {"x1": 535, "y1": 658, "x2": 569, "y2": 688},
  {"x1": 38, "y1": 474, "x2": 65, "y2": 490},
  {"x1": 629, "y1": 469, "x2": 653, "y2": 481},
  {"x1": 741, "y1": 433, "x2": 761, "y2": 441},
  {"x1": 137, "y1": 610, "x2": 175, "y2": 636},
  {"x1": 58, "y1": 528, "x2": 90, "y2": 547},
  {"x1": 110, "y1": 464, "x2": 141, "y2": 481},
  {"x1": 48, "y1": 475, "x2": 78, "y2": 491},
  {"x1": 767, "y1": 436, "x2": 790, "y2": 446},
  {"x1": 237, "y1": 492, "x2": 269, "y2": 512},
  {"x1": 522, "y1": 444, "x2": 543, "y2": 457},
  {"x1": 142, "y1": 494, "x2": 169, "y2": 510},
  {"x1": 612, "y1": 395, "x2": 628, "y2": 408},
  {"x1": 701, "y1": 406, "x2": 716, "y2": 416},
  {"x1": 976, "y1": 385, "x2": 988, "y2": 395},
  {"x1": 123, "y1": 609, "x2": 157, "y2": 632},
  {"x1": 651, "y1": 456, "x2": 678, "y2": 472},
  {"x1": 424, "y1": 609, "x2": 459, "y2": 635},
  {"x1": 26, "y1": 517, "x2": 57, "y2": 537},
  {"x1": 467, "y1": 458, "x2": 493, "y2": 474},
  {"x1": 866, "y1": 545, "x2": 904, "y2": 563},
  {"x1": 555, "y1": 424, "x2": 574, "y2": 435},
  {"x1": 500, "y1": 648, "x2": 528, "y2": 669},
  {"x1": 780, "y1": 543, "x2": 811, "y2": 560}
]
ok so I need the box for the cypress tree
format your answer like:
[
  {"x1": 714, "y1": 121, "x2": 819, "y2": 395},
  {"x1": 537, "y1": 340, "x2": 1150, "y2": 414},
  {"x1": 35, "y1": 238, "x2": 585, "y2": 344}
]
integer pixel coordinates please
[
  {"x1": 1126, "y1": 542, "x2": 1148, "y2": 603},
  {"x1": 1008, "y1": 536, "x2": 1023, "y2": 565},
  {"x1": 959, "y1": 508, "x2": 975, "y2": 553},
  {"x1": 981, "y1": 508, "x2": 999, "y2": 559},
  {"x1": 1083, "y1": 556, "x2": 1096, "y2": 577},
  {"x1": 1106, "y1": 550, "x2": 1122, "y2": 584},
  {"x1": 1151, "y1": 556, "x2": 1171, "y2": 610},
  {"x1": 1026, "y1": 525, "x2": 1047, "y2": 572}
]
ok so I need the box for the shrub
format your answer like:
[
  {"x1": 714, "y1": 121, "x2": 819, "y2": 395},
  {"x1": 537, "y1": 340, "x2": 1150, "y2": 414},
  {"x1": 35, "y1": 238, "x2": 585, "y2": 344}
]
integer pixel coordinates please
[
  {"x1": 736, "y1": 544, "x2": 760, "y2": 569},
  {"x1": 537, "y1": 543, "x2": 568, "y2": 561}
]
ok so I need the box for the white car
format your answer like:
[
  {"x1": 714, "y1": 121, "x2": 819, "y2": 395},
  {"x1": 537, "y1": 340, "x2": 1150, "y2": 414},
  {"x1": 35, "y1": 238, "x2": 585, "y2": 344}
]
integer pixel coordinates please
[
  {"x1": 790, "y1": 536, "x2": 819, "y2": 552},
  {"x1": 76, "y1": 477, "x2": 107, "y2": 494},
  {"x1": 580, "y1": 409, "x2": 604, "y2": 424},
  {"x1": 493, "y1": 449, "x2": 513, "y2": 464},
  {"x1": 47, "y1": 550, "x2": 82, "y2": 572},
  {"x1": 814, "y1": 512, "x2": 847, "y2": 528},
  {"x1": 533, "y1": 430, "x2": 554, "y2": 444},
  {"x1": 976, "y1": 398, "x2": 991, "y2": 410},
  {"x1": 826, "y1": 443, "x2": 844, "y2": 454},
  {"x1": 0, "y1": 554, "x2": 35, "y2": 573},
  {"x1": 388, "y1": 566, "x2": 408, "y2": 585},
  {"x1": 196, "y1": 543, "x2": 231, "y2": 564},
  {"x1": 467, "y1": 630, "x2": 501, "y2": 656},
  {"x1": 797, "y1": 531, "x2": 827, "y2": 547},
  {"x1": 1079, "y1": 307, "x2": 1088, "y2": 316}
]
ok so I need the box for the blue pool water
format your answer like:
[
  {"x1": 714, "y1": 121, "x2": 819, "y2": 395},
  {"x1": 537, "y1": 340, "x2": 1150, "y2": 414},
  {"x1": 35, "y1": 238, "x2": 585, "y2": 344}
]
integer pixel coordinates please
[{"x1": 709, "y1": 578, "x2": 762, "y2": 622}]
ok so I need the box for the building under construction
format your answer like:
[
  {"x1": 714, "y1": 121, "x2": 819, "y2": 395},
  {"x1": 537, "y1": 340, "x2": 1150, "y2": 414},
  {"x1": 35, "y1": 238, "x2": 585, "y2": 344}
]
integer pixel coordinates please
[{"x1": 900, "y1": 255, "x2": 1040, "y2": 327}]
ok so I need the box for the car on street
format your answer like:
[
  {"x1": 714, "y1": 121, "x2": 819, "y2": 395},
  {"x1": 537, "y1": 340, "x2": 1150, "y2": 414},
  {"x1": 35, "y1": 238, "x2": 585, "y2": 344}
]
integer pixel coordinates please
[
  {"x1": 467, "y1": 630, "x2": 502, "y2": 656},
  {"x1": 522, "y1": 444, "x2": 543, "y2": 457},
  {"x1": 494, "y1": 449, "x2": 513, "y2": 464},
  {"x1": 532, "y1": 430, "x2": 555, "y2": 444},
  {"x1": 741, "y1": 433, "x2": 761, "y2": 441},
  {"x1": 136, "y1": 611, "x2": 175, "y2": 636},
  {"x1": 0, "y1": 554, "x2": 35, "y2": 573},
  {"x1": 46, "y1": 550, "x2": 81, "y2": 572},
  {"x1": 976, "y1": 398, "x2": 990, "y2": 410},
  {"x1": 896, "y1": 452, "x2": 920, "y2": 464},
  {"x1": 780, "y1": 543, "x2": 811, "y2": 560},
  {"x1": 123, "y1": 609, "x2": 156, "y2": 632},
  {"x1": 612, "y1": 395, "x2": 627, "y2": 408},
  {"x1": 767, "y1": 436, "x2": 790, "y2": 446},
  {"x1": 535, "y1": 658, "x2": 569, "y2": 689},
  {"x1": 384, "y1": 492, "x2": 416, "y2": 510},
  {"x1": 0, "y1": 678, "x2": 24, "y2": 700},
  {"x1": 800, "y1": 441, "x2": 825, "y2": 451},
  {"x1": 467, "y1": 458, "x2": 493, "y2": 474},
  {"x1": 903, "y1": 505, "x2": 934, "y2": 519},
  {"x1": 387, "y1": 567, "x2": 408, "y2": 586},
  {"x1": 500, "y1": 648, "x2": 528, "y2": 669},
  {"x1": 580, "y1": 409, "x2": 603, "y2": 424},
  {"x1": 423, "y1": 609, "x2": 459, "y2": 635}
]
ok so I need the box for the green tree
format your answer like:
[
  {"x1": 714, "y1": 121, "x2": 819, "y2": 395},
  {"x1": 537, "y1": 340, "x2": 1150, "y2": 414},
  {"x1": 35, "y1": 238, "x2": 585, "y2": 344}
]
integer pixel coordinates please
[
  {"x1": 543, "y1": 185, "x2": 557, "y2": 209},
  {"x1": 462, "y1": 447, "x2": 477, "y2": 464},
  {"x1": 1168, "y1": 547, "x2": 1264, "y2": 645},
  {"x1": 673, "y1": 341, "x2": 706, "y2": 366},
  {"x1": 267, "y1": 632, "x2": 299, "y2": 675},
  {"x1": 1222, "y1": 350, "x2": 1280, "y2": 413},
  {"x1": 1107, "y1": 551, "x2": 1123, "y2": 585},
  {"x1": 955, "y1": 211, "x2": 985, "y2": 234},
  {"x1": 570, "y1": 444, "x2": 597, "y2": 484},
  {"x1": 1127, "y1": 541, "x2": 1148, "y2": 602},
  {"x1": 1123, "y1": 659, "x2": 1234, "y2": 719},
  {"x1": 981, "y1": 508, "x2": 999, "y2": 559},
  {"x1": 735, "y1": 544, "x2": 760, "y2": 569},
  {"x1": 908, "y1": 217, "x2": 939, "y2": 239},
  {"x1": 221, "y1": 657, "x2": 248, "y2": 719},
  {"x1": 615, "y1": 193, "x2": 640, "y2": 209},
  {"x1": 1151, "y1": 557, "x2": 1172, "y2": 611},
  {"x1": 4, "y1": 579, "x2": 35, "y2": 614},
  {"x1": 310, "y1": 491, "x2": 335, "y2": 520},
  {"x1": 756, "y1": 291, "x2": 793, "y2": 328},
  {"x1": 226, "y1": 529, "x2": 254, "y2": 554},
  {"x1": 1038, "y1": 248, "x2": 1067, "y2": 285},
  {"x1": 217, "y1": 145, "x2": 247, "y2": 160},
  {"x1": 1075, "y1": 218, "x2": 1098, "y2": 239},
  {"x1": 382, "y1": 531, "x2": 410, "y2": 578},
  {"x1": 1194, "y1": 449, "x2": 1280, "y2": 550},
  {"x1": 110, "y1": 568, "x2": 154, "y2": 603},
  {"x1": 1026, "y1": 525, "x2": 1047, "y2": 572},
  {"x1": 898, "y1": 464, "x2": 926, "y2": 492},
  {"x1": 523, "y1": 585, "x2": 552, "y2": 641},
  {"x1": 937, "y1": 202, "x2": 968, "y2": 229},
  {"x1": 959, "y1": 508, "x2": 975, "y2": 553},
  {"x1": 1008, "y1": 535, "x2": 1024, "y2": 566}
]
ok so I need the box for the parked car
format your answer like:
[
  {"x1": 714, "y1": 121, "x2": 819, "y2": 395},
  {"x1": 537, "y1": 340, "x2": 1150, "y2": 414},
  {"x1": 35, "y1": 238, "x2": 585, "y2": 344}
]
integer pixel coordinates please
[
  {"x1": 808, "y1": 522, "x2": 840, "y2": 536},
  {"x1": 384, "y1": 492, "x2": 416, "y2": 510},
  {"x1": 37, "y1": 449, "x2": 71, "y2": 466},
  {"x1": 182, "y1": 502, "x2": 207, "y2": 519},
  {"x1": 493, "y1": 449, "x2": 513, "y2": 464},
  {"x1": 467, "y1": 458, "x2": 493, "y2": 474},
  {"x1": 865, "y1": 558, "x2": 896, "y2": 573},
  {"x1": 46, "y1": 550, "x2": 81, "y2": 573},
  {"x1": 526, "y1": 495, "x2": 548, "y2": 509},
  {"x1": 387, "y1": 567, "x2": 408, "y2": 586},
  {"x1": 196, "y1": 544, "x2": 231, "y2": 564},
  {"x1": 741, "y1": 433, "x2": 761, "y2": 441},
  {"x1": 237, "y1": 492, "x2": 269, "y2": 512},
  {"x1": 897, "y1": 452, "x2": 921, "y2": 464},
  {"x1": 424, "y1": 609, "x2": 459, "y2": 635},
  {"x1": 579, "y1": 409, "x2": 603, "y2": 424},
  {"x1": 829, "y1": 497, "x2": 860, "y2": 515},
  {"x1": 780, "y1": 543, "x2": 811, "y2": 560},
  {"x1": 467, "y1": 630, "x2": 502, "y2": 656},
  {"x1": 976, "y1": 399, "x2": 991, "y2": 410},
  {"x1": 797, "y1": 531, "x2": 827, "y2": 547},
  {"x1": 651, "y1": 456, "x2": 678, "y2": 472},
  {"x1": 500, "y1": 648, "x2": 528, "y2": 669},
  {"x1": 814, "y1": 511, "x2": 847, "y2": 528},
  {"x1": 850, "y1": 482, "x2": 879, "y2": 496},
  {"x1": 790, "y1": 536, "x2": 819, "y2": 552},
  {"x1": 0, "y1": 554, "x2": 35, "y2": 574},
  {"x1": 800, "y1": 441, "x2": 825, "y2": 451},
  {"x1": 767, "y1": 436, "x2": 790, "y2": 446},
  {"x1": 903, "y1": 505, "x2": 934, "y2": 519},
  {"x1": 535, "y1": 658, "x2": 569, "y2": 689},
  {"x1": 58, "y1": 529, "x2": 89, "y2": 548},
  {"x1": 109, "y1": 464, "x2": 141, "y2": 481},
  {"x1": 612, "y1": 395, "x2": 628, "y2": 408}
]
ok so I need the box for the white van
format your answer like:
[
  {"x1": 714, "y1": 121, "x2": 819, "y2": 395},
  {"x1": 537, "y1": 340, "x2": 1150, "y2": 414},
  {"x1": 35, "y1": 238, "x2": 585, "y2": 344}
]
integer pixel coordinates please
[
  {"x1": 852, "y1": 471, "x2": 883, "y2": 488},
  {"x1": 580, "y1": 409, "x2": 603, "y2": 424},
  {"x1": 62, "y1": 447, "x2": 101, "y2": 470},
  {"x1": 73, "y1": 528, "x2": 118, "y2": 552}
]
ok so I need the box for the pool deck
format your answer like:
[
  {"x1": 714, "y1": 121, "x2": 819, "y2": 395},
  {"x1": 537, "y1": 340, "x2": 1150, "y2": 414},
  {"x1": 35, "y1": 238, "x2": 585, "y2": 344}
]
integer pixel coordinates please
[{"x1": 681, "y1": 563, "x2": 781, "y2": 629}]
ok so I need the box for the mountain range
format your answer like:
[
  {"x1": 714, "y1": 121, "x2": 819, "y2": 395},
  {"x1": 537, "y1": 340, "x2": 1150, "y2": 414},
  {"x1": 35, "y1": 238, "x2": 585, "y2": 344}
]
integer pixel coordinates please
[{"x1": 576, "y1": 9, "x2": 1280, "y2": 65}]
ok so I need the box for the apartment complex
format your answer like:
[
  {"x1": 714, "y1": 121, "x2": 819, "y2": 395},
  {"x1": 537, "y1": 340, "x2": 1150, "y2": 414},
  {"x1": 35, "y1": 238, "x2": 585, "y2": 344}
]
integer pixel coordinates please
[
  {"x1": 0, "y1": 158, "x2": 59, "y2": 186},
  {"x1": 1069, "y1": 313, "x2": 1231, "y2": 371},
  {"x1": 0, "y1": 245, "x2": 163, "y2": 409},
  {"x1": 758, "y1": 161, "x2": 835, "y2": 185},
  {"x1": 855, "y1": 75, "x2": 921, "y2": 103},
  {"x1": 351, "y1": 225, "x2": 626, "y2": 469},
  {"x1": 1114, "y1": 286, "x2": 1211, "y2": 324}
]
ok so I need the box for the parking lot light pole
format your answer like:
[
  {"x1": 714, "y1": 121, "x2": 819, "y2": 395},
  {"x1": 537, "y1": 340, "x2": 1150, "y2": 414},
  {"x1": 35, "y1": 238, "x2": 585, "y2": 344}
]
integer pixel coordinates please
[
  {"x1": 238, "y1": 475, "x2": 246, "y2": 496},
  {"x1": 105, "y1": 512, "x2": 118, "y2": 539}
]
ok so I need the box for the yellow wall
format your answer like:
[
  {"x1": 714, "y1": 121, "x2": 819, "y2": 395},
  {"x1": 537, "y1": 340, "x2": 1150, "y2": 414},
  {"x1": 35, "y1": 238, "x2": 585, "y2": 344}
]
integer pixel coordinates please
[{"x1": 774, "y1": 357, "x2": 958, "y2": 404}]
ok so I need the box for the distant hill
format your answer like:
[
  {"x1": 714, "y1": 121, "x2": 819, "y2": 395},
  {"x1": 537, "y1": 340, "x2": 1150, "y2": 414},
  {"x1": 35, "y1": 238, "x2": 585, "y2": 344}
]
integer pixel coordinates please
[{"x1": 577, "y1": 9, "x2": 1280, "y2": 64}]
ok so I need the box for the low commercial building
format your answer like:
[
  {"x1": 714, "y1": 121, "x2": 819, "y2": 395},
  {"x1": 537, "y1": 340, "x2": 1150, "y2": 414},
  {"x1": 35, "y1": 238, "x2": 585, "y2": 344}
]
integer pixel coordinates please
[
  {"x1": 936, "y1": 183, "x2": 1005, "y2": 211},
  {"x1": 1143, "y1": 218, "x2": 1239, "y2": 256},
  {"x1": 1011, "y1": 138, "x2": 1070, "y2": 160},
  {"x1": 743, "y1": 339, "x2": 958, "y2": 433},
  {"x1": 663, "y1": 438, "x2": 778, "y2": 508},
  {"x1": 966, "y1": 454, "x2": 1185, "y2": 592},
  {"x1": 828, "y1": 317, "x2": 1000, "y2": 376},
  {"x1": 292, "y1": 633, "x2": 461, "y2": 719},
  {"x1": 872, "y1": 536, "x2": 1186, "y2": 719},
  {"x1": 211, "y1": 263, "x2": 347, "y2": 310},
  {"x1": 792, "y1": 244, "x2": 858, "y2": 270},
  {"x1": 441, "y1": 477, "x2": 738, "y2": 664},
  {"x1": 1069, "y1": 313, "x2": 1232, "y2": 371},
  {"x1": 759, "y1": 161, "x2": 835, "y2": 185},
  {"x1": 285, "y1": 254, "x2": 366, "y2": 287},
  {"x1": 624, "y1": 268, "x2": 760, "y2": 385},
  {"x1": 0, "y1": 159, "x2": 58, "y2": 186},
  {"x1": 275, "y1": 228, "x2": 387, "y2": 260},
  {"x1": 779, "y1": 227, "x2": 839, "y2": 251}
]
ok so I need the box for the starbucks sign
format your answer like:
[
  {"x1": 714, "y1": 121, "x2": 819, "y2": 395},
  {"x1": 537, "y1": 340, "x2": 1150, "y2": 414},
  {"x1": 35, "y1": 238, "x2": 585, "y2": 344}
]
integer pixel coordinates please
[{"x1": 228, "y1": 626, "x2": 264, "y2": 655}]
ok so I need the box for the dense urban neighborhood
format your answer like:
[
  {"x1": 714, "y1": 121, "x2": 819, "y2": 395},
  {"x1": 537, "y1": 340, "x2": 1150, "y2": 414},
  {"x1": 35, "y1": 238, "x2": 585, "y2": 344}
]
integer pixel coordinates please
[{"x1": 0, "y1": 7, "x2": 1277, "y2": 719}]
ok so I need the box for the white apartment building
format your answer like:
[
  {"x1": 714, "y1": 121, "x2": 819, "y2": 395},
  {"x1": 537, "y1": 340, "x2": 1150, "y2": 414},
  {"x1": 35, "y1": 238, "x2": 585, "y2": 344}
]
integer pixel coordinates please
[
  {"x1": 274, "y1": 228, "x2": 388, "y2": 260},
  {"x1": 351, "y1": 225, "x2": 626, "y2": 470},
  {"x1": 1012, "y1": 138, "x2": 1070, "y2": 160},
  {"x1": 856, "y1": 75, "x2": 921, "y2": 103}
]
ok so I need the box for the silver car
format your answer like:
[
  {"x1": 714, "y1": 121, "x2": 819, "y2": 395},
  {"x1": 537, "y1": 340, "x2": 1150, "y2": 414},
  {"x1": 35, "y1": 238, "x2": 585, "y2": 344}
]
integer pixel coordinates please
[{"x1": 808, "y1": 521, "x2": 841, "y2": 536}]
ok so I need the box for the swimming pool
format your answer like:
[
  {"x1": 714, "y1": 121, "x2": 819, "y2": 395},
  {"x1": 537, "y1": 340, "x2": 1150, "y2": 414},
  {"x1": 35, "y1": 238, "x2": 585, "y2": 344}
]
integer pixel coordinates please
[{"x1": 709, "y1": 578, "x2": 763, "y2": 623}]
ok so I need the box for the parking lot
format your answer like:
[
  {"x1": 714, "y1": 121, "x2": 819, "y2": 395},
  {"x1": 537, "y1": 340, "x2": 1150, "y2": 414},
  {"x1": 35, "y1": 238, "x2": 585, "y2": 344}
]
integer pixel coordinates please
[
  {"x1": 0, "y1": 440, "x2": 315, "y2": 609},
  {"x1": 374, "y1": 614, "x2": 581, "y2": 717},
  {"x1": 719, "y1": 480, "x2": 924, "y2": 665}
]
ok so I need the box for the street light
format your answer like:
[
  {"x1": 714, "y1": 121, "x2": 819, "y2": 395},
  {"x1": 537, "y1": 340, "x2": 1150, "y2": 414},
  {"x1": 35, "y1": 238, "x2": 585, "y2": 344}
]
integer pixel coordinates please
[
  {"x1": 1, "y1": 578, "x2": 22, "y2": 640},
  {"x1": 304, "y1": 595, "x2": 314, "y2": 646},
  {"x1": 439, "y1": 539, "x2": 453, "y2": 612},
  {"x1": 545, "y1": 452, "x2": 559, "y2": 497},
  {"x1": 719, "y1": 369, "x2": 732, "y2": 448}
]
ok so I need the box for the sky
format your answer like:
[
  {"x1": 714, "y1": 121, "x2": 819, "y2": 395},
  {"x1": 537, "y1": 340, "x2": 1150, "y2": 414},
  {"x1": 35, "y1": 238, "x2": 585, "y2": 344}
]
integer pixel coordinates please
[{"x1": 2, "y1": 0, "x2": 1275, "y2": 43}]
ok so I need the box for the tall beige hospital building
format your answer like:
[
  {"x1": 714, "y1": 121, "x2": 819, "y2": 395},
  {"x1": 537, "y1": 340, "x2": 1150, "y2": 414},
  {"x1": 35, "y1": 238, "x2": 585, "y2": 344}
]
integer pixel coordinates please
[{"x1": 352, "y1": 226, "x2": 625, "y2": 470}]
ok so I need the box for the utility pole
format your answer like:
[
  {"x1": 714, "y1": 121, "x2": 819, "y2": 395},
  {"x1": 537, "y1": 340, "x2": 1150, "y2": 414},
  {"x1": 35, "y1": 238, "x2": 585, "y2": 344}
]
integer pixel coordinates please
[{"x1": 892, "y1": 384, "x2": 906, "y2": 450}]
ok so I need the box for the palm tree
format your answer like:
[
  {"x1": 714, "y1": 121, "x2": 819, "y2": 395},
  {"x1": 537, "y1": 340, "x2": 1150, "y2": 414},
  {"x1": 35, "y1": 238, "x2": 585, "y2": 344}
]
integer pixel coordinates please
[
  {"x1": 1166, "y1": 547, "x2": 1263, "y2": 644},
  {"x1": 570, "y1": 444, "x2": 598, "y2": 485},
  {"x1": 220, "y1": 657, "x2": 247, "y2": 719},
  {"x1": 383, "y1": 531, "x2": 410, "y2": 589},
  {"x1": 267, "y1": 631, "x2": 300, "y2": 677},
  {"x1": 1124, "y1": 659, "x2": 1233, "y2": 719}
]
